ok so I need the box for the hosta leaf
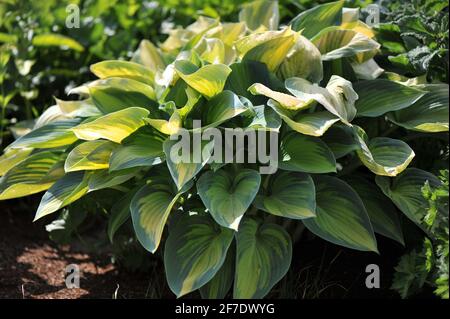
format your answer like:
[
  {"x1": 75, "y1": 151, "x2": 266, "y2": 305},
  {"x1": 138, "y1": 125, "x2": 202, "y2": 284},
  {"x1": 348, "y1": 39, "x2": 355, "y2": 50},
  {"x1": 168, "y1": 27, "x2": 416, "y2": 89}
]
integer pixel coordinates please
[
  {"x1": 88, "y1": 168, "x2": 139, "y2": 191},
  {"x1": 242, "y1": 104, "x2": 282, "y2": 132},
  {"x1": 146, "y1": 111, "x2": 182, "y2": 135},
  {"x1": 206, "y1": 22, "x2": 246, "y2": 46},
  {"x1": 248, "y1": 83, "x2": 312, "y2": 111},
  {"x1": 0, "y1": 151, "x2": 64, "y2": 200},
  {"x1": 0, "y1": 148, "x2": 33, "y2": 176},
  {"x1": 164, "y1": 214, "x2": 234, "y2": 297},
  {"x1": 234, "y1": 217, "x2": 292, "y2": 299},
  {"x1": 354, "y1": 126, "x2": 415, "y2": 177},
  {"x1": 107, "y1": 188, "x2": 139, "y2": 243},
  {"x1": 354, "y1": 79, "x2": 425, "y2": 117},
  {"x1": 257, "y1": 171, "x2": 316, "y2": 219},
  {"x1": 197, "y1": 168, "x2": 261, "y2": 230},
  {"x1": 312, "y1": 28, "x2": 380, "y2": 62},
  {"x1": 34, "y1": 171, "x2": 90, "y2": 221},
  {"x1": 303, "y1": 175, "x2": 377, "y2": 252},
  {"x1": 279, "y1": 132, "x2": 336, "y2": 173},
  {"x1": 109, "y1": 127, "x2": 164, "y2": 171},
  {"x1": 32, "y1": 33, "x2": 84, "y2": 52},
  {"x1": 202, "y1": 90, "x2": 248, "y2": 129},
  {"x1": 131, "y1": 181, "x2": 187, "y2": 253},
  {"x1": 164, "y1": 138, "x2": 214, "y2": 190},
  {"x1": 174, "y1": 60, "x2": 231, "y2": 98},
  {"x1": 277, "y1": 35, "x2": 323, "y2": 83},
  {"x1": 351, "y1": 59, "x2": 384, "y2": 80},
  {"x1": 64, "y1": 140, "x2": 117, "y2": 172},
  {"x1": 321, "y1": 124, "x2": 359, "y2": 158},
  {"x1": 90, "y1": 60, "x2": 154, "y2": 86},
  {"x1": 344, "y1": 175, "x2": 404, "y2": 245},
  {"x1": 72, "y1": 107, "x2": 149, "y2": 143},
  {"x1": 55, "y1": 98, "x2": 101, "y2": 117},
  {"x1": 290, "y1": 0, "x2": 344, "y2": 38},
  {"x1": 89, "y1": 78, "x2": 156, "y2": 114},
  {"x1": 375, "y1": 168, "x2": 441, "y2": 226},
  {"x1": 200, "y1": 243, "x2": 235, "y2": 299},
  {"x1": 131, "y1": 39, "x2": 166, "y2": 72},
  {"x1": 268, "y1": 100, "x2": 339, "y2": 136},
  {"x1": 238, "y1": 0, "x2": 279, "y2": 31},
  {"x1": 387, "y1": 84, "x2": 449, "y2": 132},
  {"x1": 7, "y1": 119, "x2": 82, "y2": 149}
]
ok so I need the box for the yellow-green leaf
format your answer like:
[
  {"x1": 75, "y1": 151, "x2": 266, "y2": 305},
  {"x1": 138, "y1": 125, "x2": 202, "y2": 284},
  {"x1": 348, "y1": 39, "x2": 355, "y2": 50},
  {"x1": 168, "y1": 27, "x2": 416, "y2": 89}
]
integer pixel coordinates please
[
  {"x1": 90, "y1": 60, "x2": 155, "y2": 86},
  {"x1": 64, "y1": 140, "x2": 117, "y2": 172}
]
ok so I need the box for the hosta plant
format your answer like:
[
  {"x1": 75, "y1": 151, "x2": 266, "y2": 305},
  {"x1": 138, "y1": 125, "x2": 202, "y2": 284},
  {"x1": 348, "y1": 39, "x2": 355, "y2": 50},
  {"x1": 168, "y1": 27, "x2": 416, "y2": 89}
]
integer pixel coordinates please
[{"x1": 0, "y1": 0, "x2": 448, "y2": 298}]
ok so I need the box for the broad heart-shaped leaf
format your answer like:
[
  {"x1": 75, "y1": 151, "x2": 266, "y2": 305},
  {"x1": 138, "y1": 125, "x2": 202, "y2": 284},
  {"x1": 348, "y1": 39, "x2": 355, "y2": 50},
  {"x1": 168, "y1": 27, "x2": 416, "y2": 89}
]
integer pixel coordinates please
[
  {"x1": 72, "y1": 107, "x2": 149, "y2": 143},
  {"x1": 89, "y1": 78, "x2": 156, "y2": 114},
  {"x1": 7, "y1": 119, "x2": 82, "y2": 149},
  {"x1": 174, "y1": 60, "x2": 231, "y2": 98},
  {"x1": 234, "y1": 217, "x2": 292, "y2": 299},
  {"x1": 88, "y1": 168, "x2": 139, "y2": 191},
  {"x1": 286, "y1": 76, "x2": 358, "y2": 125},
  {"x1": 303, "y1": 175, "x2": 378, "y2": 252},
  {"x1": 145, "y1": 110, "x2": 182, "y2": 135},
  {"x1": 321, "y1": 124, "x2": 359, "y2": 159},
  {"x1": 90, "y1": 60, "x2": 155, "y2": 86},
  {"x1": 268, "y1": 100, "x2": 339, "y2": 137},
  {"x1": 64, "y1": 140, "x2": 117, "y2": 172},
  {"x1": 163, "y1": 138, "x2": 214, "y2": 190},
  {"x1": 34, "y1": 171, "x2": 90, "y2": 221},
  {"x1": 353, "y1": 126, "x2": 415, "y2": 177},
  {"x1": 201, "y1": 90, "x2": 248, "y2": 129},
  {"x1": 164, "y1": 214, "x2": 234, "y2": 297},
  {"x1": 312, "y1": 27, "x2": 380, "y2": 62},
  {"x1": 242, "y1": 103, "x2": 282, "y2": 132},
  {"x1": 0, "y1": 148, "x2": 33, "y2": 176},
  {"x1": 131, "y1": 180, "x2": 189, "y2": 253},
  {"x1": 344, "y1": 175, "x2": 404, "y2": 245},
  {"x1": 107, "y1": 188, "x2": 140, "y2": 243},
  {"x1": 277, "y1": 34, "x2": 323, "y2": 83},
  {"x1": 200, "y1": 243, "x2": 235, "y2": 299},
  {"x1": 387, "y1": 84, "x2": 449, "y2": 132},
  {"x1": 257, "y1": 171, "x2": 316, "y2": 219},
  {"x1": 290, "y1": 0, "x2": 344, "y2": 38},
  {"x1": 224, "y1": 61, "x2": 272, "y2": 105},
  {"x1": 354, "y1": 79, "x2": 425, "y2": 117},
  {"x1": 375, "y1": 168, "x2": 441, "y2": 226},
  {"x1": 0, "y1": 151, "x2": 64, "y2": 200},
  {"x1": 197, "y1": 168, "x2": 261, "y2": 230},
  {"x1": 109, "y1": 126, "x2": 164, "y2": 172},
  {"x1": 238, "y1": 0, "x2": 279, "y2": 30},
  {"x1": 279, "y1": 132, "x2": 336, "y2": 173}
]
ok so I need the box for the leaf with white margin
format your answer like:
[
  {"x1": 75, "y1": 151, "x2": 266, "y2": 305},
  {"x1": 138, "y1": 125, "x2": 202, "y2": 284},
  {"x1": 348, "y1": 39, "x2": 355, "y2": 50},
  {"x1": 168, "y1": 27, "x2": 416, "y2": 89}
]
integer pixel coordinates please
[
  {"x1": 248, "y1": 83, "x2": 313, "y2": 111},
  {"x1": 257, "y1": 171, "x2": 316, "y2": 219},
  {"x1": 234, "y1": 217, "x2": 292, "y2": 299},
  {"x1": 303, "y1": 175, "x2": 378, "y2": 252},
  {"x1": 164, "y1": 213, "x2": 234, "y2": 297},
  {"x1": 64, "y1": 140, "x2": 117, "y2": 172},
  {"x1": 88, "y1": 168, "x2": 139, "y2": 191},
  {"x1": 375, "y1": 168, "x2": 441, "y2": 226},
  {"x1": 197, "y1": 167, "x2": 261, "y2": 230},
  {"x1": 353, "y1": 125, "x2": 415, "y2": 176},
  {"x1": 239, "y1": 0, "x2": 279, "y2": 31},
  {"x1": 72, "y1": 107, "x2": 149, "y2": 143}
]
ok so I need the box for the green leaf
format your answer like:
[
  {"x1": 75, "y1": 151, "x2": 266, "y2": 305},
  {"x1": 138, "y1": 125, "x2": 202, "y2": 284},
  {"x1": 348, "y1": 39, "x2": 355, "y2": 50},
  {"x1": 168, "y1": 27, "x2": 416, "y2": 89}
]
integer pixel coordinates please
[
  {"x1": 238, "y1": 0, "x2": 279, "y2": 31},
  {"x1": 242, "y1": 103, "x2": 282, "y2": 132},
  {"x1": 164, "y1": 214, "x2": 234, "y2": 297},
  {"x1": 375, "y1": 168, "x2": 441, "y2": 226},
  {"x1": 64, "y1": 140, "x2": 117, "y2": 172},
  {"x1": 109, "y1": 126, "x2": 164, "y2": 171},
  {"x1": 234, "y1": 217, "x2": 292, "y2": 299},
  {"x1": 55, "y1": 98, "x2": 101, "y2": 118},
  {"x1": 279, "y1": 132, "x2": 336, "y2": 173},
  {"x1": 174, "y1": 60, "x2": 231, "y2": 98},
  {"x1": 88, "y1": 168, "x2": 139, "y2": 191},
  {"x1": 34, "y1": 171, "x2": 90, "y2": 221},
  {"x1": 0, "y1": 148, "x2": 33, "y2": 176},
  {"x1": 354, "y1": 126, "x2": 415, "y2": 176},
  {"x1": 107, "y1": 188, "x2": 139, "y2": 243},
  {"x1": 200, "y1": 243, "x2": 235, "y2": 299},
  {"x1": 321, "y1": 124, "x2": 359, "y2": 159},
  {"x1": 290, "y1": 0, "x2": 344, "y2": 38},
  {"x1": 0, "y1": 151, "x2": 64, "y2": 200},
  {"x1": 354, "y1": 79, "x2": 425, "y2": 117},
  {"x1": 131, "y1": 39, "x2": 166, "y2": 71},
  {"x1": 90, "y1": 60, "x2": 154, "y2": 86},
  {"x1": 164, "y1": 138, "x2": 214, "y2": 190},
  {"x1": 387, "y1": 84, "x2": 449, "y2": 132},
  {"x1": 303, "y1": 175, "x2": 378, "y2": 252},
  {"x1": 202, "y1": 90, "x2": 248, "y2": 129},
  {"x1": 344, "y1": 175, "x2": 404, "y2": 245},
  {"x1": 197, "y1": 167, "x2": 261, "y2": 230},
  {"x1": 32, "y1": 34, "x2": 84, "y2": 52},
  {"x1": 312, "y1": 28, "x2": 380, "y2": 61},
  {"x1": 72, "y1": 107, "x2": 149, "y2": 143},
  {"x1": 257, "y1": 171, "x2": 316, "y2": 219},
  {"x1": 7, "y1": 119, "x2": 82, "y2": 149}
]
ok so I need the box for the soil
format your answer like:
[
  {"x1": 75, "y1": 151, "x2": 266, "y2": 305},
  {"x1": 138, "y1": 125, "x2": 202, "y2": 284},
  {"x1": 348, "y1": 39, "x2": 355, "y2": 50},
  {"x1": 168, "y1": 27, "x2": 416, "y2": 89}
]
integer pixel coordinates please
[{"x1": 0, "y1": 197, "x2": 432, "y2": 299}]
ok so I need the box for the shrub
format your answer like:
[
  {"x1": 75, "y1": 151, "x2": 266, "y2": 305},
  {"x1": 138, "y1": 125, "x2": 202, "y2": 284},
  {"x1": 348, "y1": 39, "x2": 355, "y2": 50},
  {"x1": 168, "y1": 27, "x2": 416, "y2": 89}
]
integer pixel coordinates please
[{"x1": 0, "y1": 0, "x2": 448, "y2": 298}]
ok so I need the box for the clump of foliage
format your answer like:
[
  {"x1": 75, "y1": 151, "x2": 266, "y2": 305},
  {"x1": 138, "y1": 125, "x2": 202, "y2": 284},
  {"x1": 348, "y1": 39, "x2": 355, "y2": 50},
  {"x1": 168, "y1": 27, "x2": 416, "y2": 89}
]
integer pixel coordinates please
[
  {"x1": 392, "y1": 170, "x2": 449, "y2": 299},
  {"x1": 0, "y1": 0, "x2": 448, "y2": 299}
]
